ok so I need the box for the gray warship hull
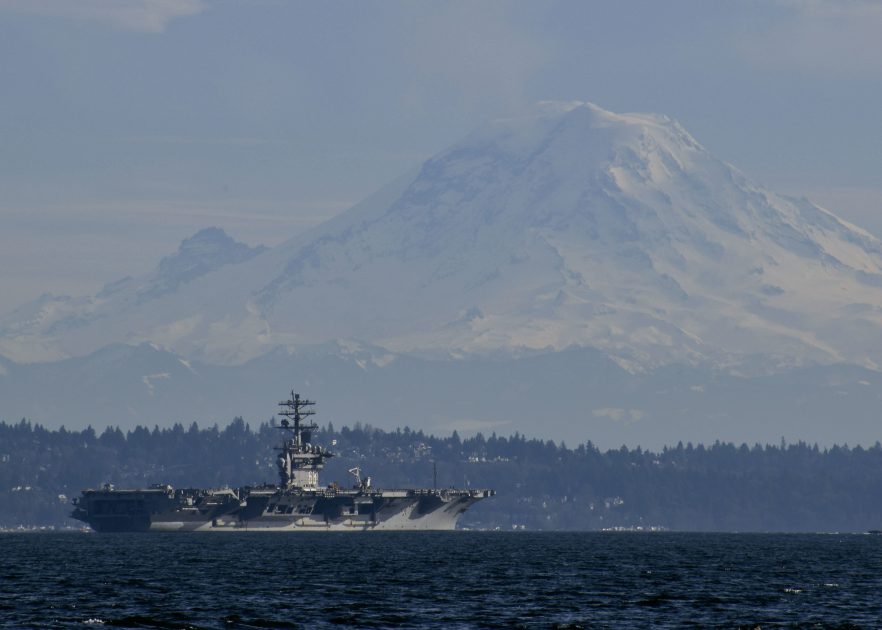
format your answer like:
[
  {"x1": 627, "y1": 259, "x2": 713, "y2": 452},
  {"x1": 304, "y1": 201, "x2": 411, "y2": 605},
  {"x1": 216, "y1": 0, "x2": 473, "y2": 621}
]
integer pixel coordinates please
[
  {"x1": 72, "y1": 485, "x2": 492, "y2": 532},
  {"x1": 71, "y1": 391, "x2": 494, "y2": 532}
]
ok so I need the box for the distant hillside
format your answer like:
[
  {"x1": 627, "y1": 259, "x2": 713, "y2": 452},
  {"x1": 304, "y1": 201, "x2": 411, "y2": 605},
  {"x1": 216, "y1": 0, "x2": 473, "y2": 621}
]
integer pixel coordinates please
[{"x1": 3, "y1": 419, "x2": 882, "y2": 532}]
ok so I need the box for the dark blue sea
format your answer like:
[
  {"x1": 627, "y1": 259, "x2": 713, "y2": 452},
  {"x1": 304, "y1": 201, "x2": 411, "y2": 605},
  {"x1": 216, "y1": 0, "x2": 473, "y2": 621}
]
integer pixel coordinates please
[{"x1": 1, "y1": 532, "x2": 880, "y2": 628}]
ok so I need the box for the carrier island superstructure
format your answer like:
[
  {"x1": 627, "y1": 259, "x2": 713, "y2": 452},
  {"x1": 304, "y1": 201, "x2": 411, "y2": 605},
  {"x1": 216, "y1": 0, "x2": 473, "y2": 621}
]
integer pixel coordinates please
[{"x1": 71, "y1": 391, "x2": 494, "y2": 532}]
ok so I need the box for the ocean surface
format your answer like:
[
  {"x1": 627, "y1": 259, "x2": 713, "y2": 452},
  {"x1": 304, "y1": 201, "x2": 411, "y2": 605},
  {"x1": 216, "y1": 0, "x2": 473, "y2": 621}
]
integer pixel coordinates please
[{"x1": 1, "y1": 532, "x2": 881, "y2": 628}]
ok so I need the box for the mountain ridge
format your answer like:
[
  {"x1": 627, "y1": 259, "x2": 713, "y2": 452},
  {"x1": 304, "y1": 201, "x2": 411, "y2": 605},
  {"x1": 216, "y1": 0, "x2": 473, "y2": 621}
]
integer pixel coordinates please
[{"x1": 3, "y1": 102, "x2": 882, "y2": 373}]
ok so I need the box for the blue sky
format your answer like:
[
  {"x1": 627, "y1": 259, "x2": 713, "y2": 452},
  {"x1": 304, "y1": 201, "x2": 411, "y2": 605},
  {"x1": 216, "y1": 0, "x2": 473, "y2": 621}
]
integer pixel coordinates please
[{"x1": 1, "y1": 0, "x2": 881, "y2": 311}]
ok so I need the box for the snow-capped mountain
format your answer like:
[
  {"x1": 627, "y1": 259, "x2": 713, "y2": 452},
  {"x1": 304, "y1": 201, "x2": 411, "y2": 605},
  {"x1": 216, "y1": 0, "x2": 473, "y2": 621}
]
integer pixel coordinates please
[
  {"x1": 4, "y1": 102, "x2": 882, "y2": 372},
  {"x1": 0, "y1": 228, "x2": 266, "y2": 363},
  {"x1": 143, "y1": 227, "x2": 267, "y2": 300}
]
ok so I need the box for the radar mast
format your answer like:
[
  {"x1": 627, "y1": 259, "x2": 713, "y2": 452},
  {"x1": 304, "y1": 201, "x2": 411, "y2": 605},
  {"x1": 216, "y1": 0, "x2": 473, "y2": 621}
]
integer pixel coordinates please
[{"x1": 275, "y1": 391, "x2": 332, "y2": 489}]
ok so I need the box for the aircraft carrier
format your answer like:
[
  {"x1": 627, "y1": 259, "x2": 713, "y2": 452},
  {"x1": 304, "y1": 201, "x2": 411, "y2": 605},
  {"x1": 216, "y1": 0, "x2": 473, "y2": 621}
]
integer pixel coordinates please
[{"x1": 71, "y1": 391, "x2": 494, "y2": 532}]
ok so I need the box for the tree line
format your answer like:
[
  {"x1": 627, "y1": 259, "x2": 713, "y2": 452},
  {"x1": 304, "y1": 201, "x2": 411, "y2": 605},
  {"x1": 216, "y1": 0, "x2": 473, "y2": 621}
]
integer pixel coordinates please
[{"x1": 2, "y1": 417, "x2": 882, "y2": 531}]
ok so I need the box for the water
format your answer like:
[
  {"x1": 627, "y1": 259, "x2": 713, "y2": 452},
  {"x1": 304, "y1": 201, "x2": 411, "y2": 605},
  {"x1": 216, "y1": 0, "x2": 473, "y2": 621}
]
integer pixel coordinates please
[{"x1": 1, "y1": 532, "x2": 880, "y2": 628}]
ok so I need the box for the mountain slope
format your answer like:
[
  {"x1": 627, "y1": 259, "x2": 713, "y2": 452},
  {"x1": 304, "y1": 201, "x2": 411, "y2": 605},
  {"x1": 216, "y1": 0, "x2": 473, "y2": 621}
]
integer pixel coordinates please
[
  {"x1": 4, "y1": 102, "x2": 882, "y2": 371},
  {"x1": 0, "y1": 228, "x2": 267, "y2": 363}
]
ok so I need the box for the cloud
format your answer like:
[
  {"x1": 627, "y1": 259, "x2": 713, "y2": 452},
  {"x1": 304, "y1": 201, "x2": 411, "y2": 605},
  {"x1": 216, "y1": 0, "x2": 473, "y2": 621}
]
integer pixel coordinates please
[
  {"x1": 0, "y1": 0, "x2": 206, "y2": 33},
  {"x1": 399, "y1": 3, "x2": 551, "y2": 119},
  {"x1": 592, "y1": 408, "x2": 646, "y2": 425},
  {"x1": 739, "y1": 0, "x2": 882, "y2": 76},
  {"x1": 776, "y1": 0, "x2": 882, "y2": 19},
  {"x1": 117, "y1": 135, "x2": 281, "y2": 147}
]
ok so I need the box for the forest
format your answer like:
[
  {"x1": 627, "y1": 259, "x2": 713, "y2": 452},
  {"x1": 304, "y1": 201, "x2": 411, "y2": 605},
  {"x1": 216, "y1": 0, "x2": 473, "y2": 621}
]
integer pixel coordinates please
[{"x1": 2, "y1": 417, "x2": 882, "y2": 532}]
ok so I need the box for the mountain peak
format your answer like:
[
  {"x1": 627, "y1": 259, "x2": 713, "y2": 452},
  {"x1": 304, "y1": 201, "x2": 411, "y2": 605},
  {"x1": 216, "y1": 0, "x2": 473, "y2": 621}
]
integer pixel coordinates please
[
  {"x1": 172, "y1": 227, "x2": 252, "y2": 260},
  {"x1": 495, "y1": 100, "x2": 687, "y2": 135},
  {"x1": 253, "y1": 102, "x2": 882, "y2": 369},
  {"x1": 532, "y1": 99, "x2": 604, "y2": 116},
  {"x1": 145, "y1": 228, "x2": 267, "y2": 299},
  {"x1": 527, "y1": 100, "x2": 667, "y2": 128}
]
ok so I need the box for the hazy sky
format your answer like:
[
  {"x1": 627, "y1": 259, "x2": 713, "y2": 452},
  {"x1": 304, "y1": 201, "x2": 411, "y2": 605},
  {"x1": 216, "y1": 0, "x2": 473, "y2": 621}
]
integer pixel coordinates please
[{"x1": 1, "y1": 0, "x2": 881, "y2": 312}]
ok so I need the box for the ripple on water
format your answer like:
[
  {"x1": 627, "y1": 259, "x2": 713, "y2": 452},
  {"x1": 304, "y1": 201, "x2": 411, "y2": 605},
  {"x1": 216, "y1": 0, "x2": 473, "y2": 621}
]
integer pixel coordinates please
[{"x1": 0, "y1": 532, "x2": 881, "y2": 628}]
